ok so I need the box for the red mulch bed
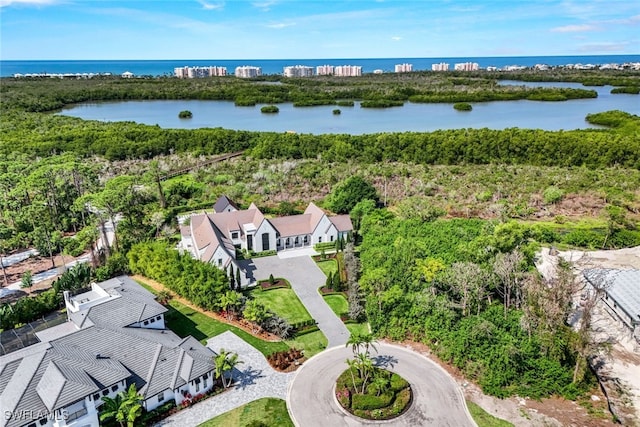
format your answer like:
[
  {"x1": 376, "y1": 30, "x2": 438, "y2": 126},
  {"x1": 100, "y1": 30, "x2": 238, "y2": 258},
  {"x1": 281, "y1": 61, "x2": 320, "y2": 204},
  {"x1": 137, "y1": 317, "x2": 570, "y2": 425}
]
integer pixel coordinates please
[{"x1": 259, "y1": 279, "x2": 289, "y2": 289}]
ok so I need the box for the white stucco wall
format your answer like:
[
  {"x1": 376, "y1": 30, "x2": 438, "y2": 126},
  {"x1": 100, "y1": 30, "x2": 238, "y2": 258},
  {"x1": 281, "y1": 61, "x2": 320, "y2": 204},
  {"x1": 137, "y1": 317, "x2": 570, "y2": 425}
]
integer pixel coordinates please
[{"x1": 255, "y1": 220, "x2": 277, "y2": 252}]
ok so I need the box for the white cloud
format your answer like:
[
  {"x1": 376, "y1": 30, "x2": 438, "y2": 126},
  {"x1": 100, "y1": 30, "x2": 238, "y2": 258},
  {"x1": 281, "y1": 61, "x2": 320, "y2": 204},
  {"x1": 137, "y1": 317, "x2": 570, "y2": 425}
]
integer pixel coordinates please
[
  {"x1": 391, "y1": 36, "x2": 402, "y2": 41},
  {"x1": 0, "y1": 0, "x2": 58, "y2": 7},
  {"x1": 198, "y1": 0, "x2": 224, "y2": 11},
  {"x1": 266, "y1": 22, "x2": 295, "y2": 29},
  {"x1": 252, "y1": 1, "x2": 276, "y2": 11},
  {"x1": 551, "y1": 24, "x2": 598, "y2": 32}
]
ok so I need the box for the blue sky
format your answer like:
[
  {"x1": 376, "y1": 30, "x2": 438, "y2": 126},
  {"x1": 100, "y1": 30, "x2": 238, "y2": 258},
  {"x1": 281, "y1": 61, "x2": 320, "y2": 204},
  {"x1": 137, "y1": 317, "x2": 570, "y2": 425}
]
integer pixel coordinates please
[{"x1": 1, "y1": 0, "x2": 638, "y2": 60}]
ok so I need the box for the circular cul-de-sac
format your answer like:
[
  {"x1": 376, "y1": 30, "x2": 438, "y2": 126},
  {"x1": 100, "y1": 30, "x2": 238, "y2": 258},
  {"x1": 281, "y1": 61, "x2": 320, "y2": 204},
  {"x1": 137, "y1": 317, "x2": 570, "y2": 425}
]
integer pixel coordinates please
[{"x1": 287, "y1": 343, "x2": 476, "y2": 426}]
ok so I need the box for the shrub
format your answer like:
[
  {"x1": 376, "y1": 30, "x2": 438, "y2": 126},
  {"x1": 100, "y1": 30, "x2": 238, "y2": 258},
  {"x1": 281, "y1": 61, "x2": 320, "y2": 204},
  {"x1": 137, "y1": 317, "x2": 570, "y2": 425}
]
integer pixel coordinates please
[
  {"x1": 389, "y1": 373, "x2": 409, "y2": 391},
  {"x1": 261, "y1": 314, "x2": 293, "y2": 338},
  {"x1": 178, "y1": 110, "x2": 192, "y2": 118},
  {"x1": 261, "y1": 105, "x2": 279, "y2": 113},
  {"x1": 351, "y1": 392, "x2": 394, "y2": 410},
  {"x1": 333, "y1": 109, "x2": 341, "y2": 115},
  {"x1": 453, "y1": 102, "x2": 473, "y2": 111},
  {"x1": 543, "y1": 186, "x2": 564, "y2": 204},
  {"x1": 267, "y1": 348, "x2": 303, "y2": 370},
  {"x1": 336, "y1": 100, "x2": 355, "y2": 107}
]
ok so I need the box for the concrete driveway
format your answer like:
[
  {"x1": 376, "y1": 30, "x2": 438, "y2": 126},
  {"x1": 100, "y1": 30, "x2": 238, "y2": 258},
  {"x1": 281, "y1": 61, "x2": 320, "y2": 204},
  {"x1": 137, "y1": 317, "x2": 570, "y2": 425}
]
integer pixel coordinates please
[
  {"x1": 239, "y1": 255, "x2": 350, "y2": 349},
  {"x1": 287, "y1": 343, "x2": 477, "y2": 427}
]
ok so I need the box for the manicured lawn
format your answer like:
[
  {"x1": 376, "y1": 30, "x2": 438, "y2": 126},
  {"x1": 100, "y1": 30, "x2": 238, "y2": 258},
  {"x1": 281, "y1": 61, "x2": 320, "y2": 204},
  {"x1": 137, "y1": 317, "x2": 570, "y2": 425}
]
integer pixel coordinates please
[
  {"x1": 248, "y1": 288, "x2": 312, "y2": 324},
  {"x1": 323, "y1": 294, "x2": 348, "y2": 317},
  {"x1": 198, "y1": 398, "x2": 293, "y2": 427},
  {"x1": 164, "y1": 299, "x2": 289, "y2": 357},
  {"x1": 467, "y1": 401, "x2": 514, "y2": 427},
  {"x1": 316, "y1": 259, "x2": 338, "y2": 277},
  {"x1": 286, "y1": 330, "x2": 327, "y2": 358},
  {"x1": 346, "y1": 322, "x2": 370, "y2": 336}
]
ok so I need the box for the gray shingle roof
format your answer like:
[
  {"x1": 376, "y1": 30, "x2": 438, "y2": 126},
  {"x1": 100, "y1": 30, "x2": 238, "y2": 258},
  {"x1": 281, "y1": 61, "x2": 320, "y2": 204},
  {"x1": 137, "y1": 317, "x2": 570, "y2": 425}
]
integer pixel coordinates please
[
  {"x1": 213, "y1": 195, "x2": 239, "y2": 213},
  {"x1": 36, "y1": 361, "x2": 67, "y2": 410},
  {"x1": 0, "y1": 276, "x2": 215, "y2": 427}
]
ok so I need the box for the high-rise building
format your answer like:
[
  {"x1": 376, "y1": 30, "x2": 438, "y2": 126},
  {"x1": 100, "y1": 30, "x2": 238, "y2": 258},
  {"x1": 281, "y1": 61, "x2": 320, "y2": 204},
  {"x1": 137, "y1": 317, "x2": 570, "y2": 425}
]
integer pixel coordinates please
[
  {"x1": 334, "y1": 65, "x2": 362, "y2": 77},
  {"x1": 454, "y1": 62, "x2": 479, "y2": 71},
  {"x1": 283, "y1": 65, "x2": 314, "y2": 77},
  {"x1": 395, "y1": 63, "x2": 413, "y2": 73},
  {"x1": 174, "y1": 66, "x2": 227, "y2": 78},
  {"x1": 431, "y1": 62, "x2": 449, "y2": 71},
  {"x1": 316, "y1": 65, "x2": 334, "y2": 76},
  {"x1": 235, "y1": 66, "x2": 262, "y2": 78}
]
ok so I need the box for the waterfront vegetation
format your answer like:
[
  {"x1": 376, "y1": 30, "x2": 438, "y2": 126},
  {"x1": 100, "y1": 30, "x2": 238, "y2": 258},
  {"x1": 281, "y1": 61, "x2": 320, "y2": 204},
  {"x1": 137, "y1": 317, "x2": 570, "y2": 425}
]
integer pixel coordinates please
[
  {"x1": 178, "y1": 109, "x2": 192, "y2": 118},
  {"x1": 454, "y1": 102, "x2": 473, "y2": 111},
  {"x1": 1, "y1": 70, "x2": 639, "y2": 415},
  {"x1": 260, "y1": 105, "x2": 279, "y2": 113}
]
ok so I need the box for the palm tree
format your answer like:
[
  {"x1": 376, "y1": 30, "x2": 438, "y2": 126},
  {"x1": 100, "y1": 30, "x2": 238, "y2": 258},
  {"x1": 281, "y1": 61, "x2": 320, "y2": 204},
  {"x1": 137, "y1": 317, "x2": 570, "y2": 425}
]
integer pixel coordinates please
[
  {"x1": 360, "y1": 333, "x2": 378, "y2": 357},
  {"x1": 345, "y1": 358, "x2": 359, "y2": 391},
  {"x1": 99, "y1": 384, "x2": 143, "y2": 427},
  {"x1": 346, "y1": 332, "x2": 364, "y2": 356},
  {"x1": 99, "y1": 394, "x2": 125, "y2": 427},
  {"x1": 355, "y1": 353, "x2": 374, "y2": 394},
  {"x1": 215, "y1": 349, "x2": 243, "y2": 388},
  {"x1": 370, "y1": 372, "x2": 390, "y2": 396}
]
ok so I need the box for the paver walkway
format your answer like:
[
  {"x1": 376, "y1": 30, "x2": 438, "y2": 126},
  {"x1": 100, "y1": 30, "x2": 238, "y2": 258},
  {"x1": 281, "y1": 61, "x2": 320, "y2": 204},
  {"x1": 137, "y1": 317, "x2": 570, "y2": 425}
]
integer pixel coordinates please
[
  {"x1": 242, "y1": 255, "x2": 350, "y2": 348},
  {"x1": 155, "y1": 331, "x2": 294, "y2": 426}
]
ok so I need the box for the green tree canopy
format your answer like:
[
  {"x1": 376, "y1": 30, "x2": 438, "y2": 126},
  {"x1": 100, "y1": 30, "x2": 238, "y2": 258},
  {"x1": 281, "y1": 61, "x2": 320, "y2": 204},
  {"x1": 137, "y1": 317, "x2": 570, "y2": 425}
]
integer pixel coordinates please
[{"x1": 327, "y1": 176, "x2": 378, "y2": 214}]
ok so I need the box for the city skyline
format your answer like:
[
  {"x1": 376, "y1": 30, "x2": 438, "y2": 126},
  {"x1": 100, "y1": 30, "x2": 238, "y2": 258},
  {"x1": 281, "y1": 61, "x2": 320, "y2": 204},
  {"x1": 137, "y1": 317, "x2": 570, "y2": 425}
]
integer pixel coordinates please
[{"x1": 0, "y1": 0, "x2": 639, "y2": 60}]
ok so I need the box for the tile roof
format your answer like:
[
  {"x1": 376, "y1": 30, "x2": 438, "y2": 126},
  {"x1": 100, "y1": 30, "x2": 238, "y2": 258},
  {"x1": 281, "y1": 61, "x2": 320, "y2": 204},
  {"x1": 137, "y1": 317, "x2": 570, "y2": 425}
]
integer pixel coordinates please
[
  {"x1": 329, "y1": 215, "x2": 353, "y2": 232},
  {"x1": 304, "y1": 202, "x2": 326, "y2": 233},
  {"x1": 213, "y1": 195, "x2": 239, "y2": 213},
  {"x1": 0, "y1": 277, "x2": 215, "y2": 427},
  {"x1": 269, "y1": 214, "x2": 314, "y2": 237}
]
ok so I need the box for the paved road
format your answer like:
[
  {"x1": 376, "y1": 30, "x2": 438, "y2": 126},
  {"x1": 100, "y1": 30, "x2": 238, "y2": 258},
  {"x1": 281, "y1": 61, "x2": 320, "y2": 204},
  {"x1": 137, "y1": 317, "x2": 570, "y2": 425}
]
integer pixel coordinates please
[
  {"x1": 156, "y1": 331, "x2": 293, "y2": 426},
  {"x1": 287, "y1": 344, "x2": 476, "y2": 427},
  {"x1": 242, "y1": 255, "x2": 350, "y2": 349}
]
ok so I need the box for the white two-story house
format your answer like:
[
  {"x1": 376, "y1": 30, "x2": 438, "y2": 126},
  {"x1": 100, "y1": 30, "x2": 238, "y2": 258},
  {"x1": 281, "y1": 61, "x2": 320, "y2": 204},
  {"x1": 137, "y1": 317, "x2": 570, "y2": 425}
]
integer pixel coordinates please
[
  {"x1": 179, "y1": 196, "x2": 353, "y2": 285},
  {"x1": 0, "y1": 277, "x2": 217, "y2": 427}
]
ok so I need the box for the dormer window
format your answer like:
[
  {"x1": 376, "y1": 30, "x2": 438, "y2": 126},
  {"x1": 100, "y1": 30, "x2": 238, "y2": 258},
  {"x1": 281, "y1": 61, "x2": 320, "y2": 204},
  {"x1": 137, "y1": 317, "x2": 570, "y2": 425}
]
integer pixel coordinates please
[{"x1": 231, "y1": 232, "x2": 239, "y2": 239}]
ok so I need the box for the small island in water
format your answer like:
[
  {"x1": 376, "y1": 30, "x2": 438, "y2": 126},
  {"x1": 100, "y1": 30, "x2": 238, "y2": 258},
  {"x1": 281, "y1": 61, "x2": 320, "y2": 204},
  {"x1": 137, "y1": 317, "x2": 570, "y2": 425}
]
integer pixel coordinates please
[
  {"x1": 178, "y1": 110, "x2": 193, "y2": 118},
  {"x1": 453, "y1": 102, "x2": 473, "y2": 111}
]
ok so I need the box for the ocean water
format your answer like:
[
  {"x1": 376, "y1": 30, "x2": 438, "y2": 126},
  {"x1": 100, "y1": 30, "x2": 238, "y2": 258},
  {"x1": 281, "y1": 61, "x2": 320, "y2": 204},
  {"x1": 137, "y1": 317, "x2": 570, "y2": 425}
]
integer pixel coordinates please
[{"x1": 1, "y1": 55, "x2": 639, "y2": 77}]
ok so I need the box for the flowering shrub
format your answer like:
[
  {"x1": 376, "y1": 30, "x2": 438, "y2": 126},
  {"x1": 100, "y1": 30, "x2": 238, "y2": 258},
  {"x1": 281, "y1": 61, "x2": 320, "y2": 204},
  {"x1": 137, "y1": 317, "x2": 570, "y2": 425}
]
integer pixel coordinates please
[{"x1": 336, "y1": 388, "x2": 350, "y2": 407}]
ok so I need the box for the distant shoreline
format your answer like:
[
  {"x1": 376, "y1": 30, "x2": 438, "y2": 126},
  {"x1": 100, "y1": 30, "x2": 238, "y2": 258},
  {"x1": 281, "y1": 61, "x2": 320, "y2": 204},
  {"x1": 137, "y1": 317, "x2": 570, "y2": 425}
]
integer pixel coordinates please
[{"x1": 2, "y1": 54, "x2": 640, "y2": 78}]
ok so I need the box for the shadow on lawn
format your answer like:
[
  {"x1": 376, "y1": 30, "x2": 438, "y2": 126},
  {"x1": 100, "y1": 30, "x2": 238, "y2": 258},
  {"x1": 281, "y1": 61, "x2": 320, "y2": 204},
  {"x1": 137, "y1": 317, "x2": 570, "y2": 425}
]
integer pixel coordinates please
[{"x1": 164, "y1": 304, "x2": 208, "y2": 342}]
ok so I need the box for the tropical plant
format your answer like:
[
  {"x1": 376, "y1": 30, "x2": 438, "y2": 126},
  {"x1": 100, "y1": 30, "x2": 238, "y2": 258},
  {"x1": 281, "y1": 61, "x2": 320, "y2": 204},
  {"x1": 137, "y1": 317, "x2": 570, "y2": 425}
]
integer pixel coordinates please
[
  {"x1": 20, "y1": 270, "x2": 33, "y2": 290},
  {"x1": 370, "y1": 373, "x2": 390, "y2": 396},
  {"x1": 220, "y1": 290, "x2": 241, "y2": 321},
  {"x1": 214, "y1": 349, "x2": 243, "y2": 388},
  {"x1": 156, "y1": 289, "x2": 172, "y2": 305},
  {"x1": 100, "y1": 384, "x2": 143, "y2": 427}
]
